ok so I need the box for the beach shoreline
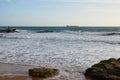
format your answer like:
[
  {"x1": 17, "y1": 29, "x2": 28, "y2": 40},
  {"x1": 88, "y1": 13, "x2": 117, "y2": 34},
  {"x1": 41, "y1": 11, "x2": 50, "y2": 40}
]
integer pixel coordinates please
[
  {"x1": 0, "y1": 62, "x2": 86, "y2": 80},
  {"x1": 0, "y1": 62, "x2": 36, "y2": 76},
  {"x1": 0, "y1": 62, "x2": 33, "y2": 80}
]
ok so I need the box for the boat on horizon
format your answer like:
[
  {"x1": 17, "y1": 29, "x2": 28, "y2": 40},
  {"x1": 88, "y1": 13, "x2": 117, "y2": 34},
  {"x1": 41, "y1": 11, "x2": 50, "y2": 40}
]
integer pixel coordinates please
[{"x1": 66, "y1": 25, "x2": 79, "y2": 27}]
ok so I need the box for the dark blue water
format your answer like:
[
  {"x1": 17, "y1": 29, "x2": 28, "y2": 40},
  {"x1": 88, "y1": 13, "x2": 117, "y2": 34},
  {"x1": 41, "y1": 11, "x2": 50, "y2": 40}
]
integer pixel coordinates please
[{"x1": 0, "y1": 26, "x2": 120, "y2": 33}]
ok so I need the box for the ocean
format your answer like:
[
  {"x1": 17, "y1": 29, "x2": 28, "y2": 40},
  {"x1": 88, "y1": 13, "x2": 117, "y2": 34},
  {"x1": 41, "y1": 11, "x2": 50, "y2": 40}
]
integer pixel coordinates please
[{"x1": 0, "y1": 26, "x2": 120, "y2": 80}]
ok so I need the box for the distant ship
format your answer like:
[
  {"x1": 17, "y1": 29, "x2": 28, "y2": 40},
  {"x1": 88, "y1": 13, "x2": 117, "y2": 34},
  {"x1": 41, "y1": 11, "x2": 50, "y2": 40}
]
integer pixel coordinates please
[{"x1": 66, "y1": 25, "x2": 79, "y2": 27}]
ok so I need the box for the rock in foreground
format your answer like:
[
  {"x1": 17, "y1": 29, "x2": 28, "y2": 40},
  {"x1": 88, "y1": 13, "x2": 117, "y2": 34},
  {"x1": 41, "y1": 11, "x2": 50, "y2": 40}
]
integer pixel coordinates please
[
  {"x1": 85, "y1": 58, "x2": 120, "y2": 80},
  {"x1": 29, "y1": 67, "x2": 59, "y2": 78}
]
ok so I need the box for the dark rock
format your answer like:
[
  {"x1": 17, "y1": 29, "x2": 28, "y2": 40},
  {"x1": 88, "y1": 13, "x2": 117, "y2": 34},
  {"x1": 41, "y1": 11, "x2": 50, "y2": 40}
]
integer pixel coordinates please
[
  {"x1": 29, "y1": 67, "x2": 59, "y2": 78},
  {"x1": 85, "y1": 58, "x2": 120, "y2": 80},
  {"x1": 102, "y1": 33, "x2": 120, "y2": 36},
  {"x1": 118, "y1": 58, "x2": 120, "y2": 61},
  {"x1": 0, "y1": 27, "x2": 17, "y2": 33}
]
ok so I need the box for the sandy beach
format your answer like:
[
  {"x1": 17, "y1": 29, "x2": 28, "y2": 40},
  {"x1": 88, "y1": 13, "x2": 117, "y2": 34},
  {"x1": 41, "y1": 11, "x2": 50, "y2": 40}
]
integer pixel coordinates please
[
  {"x1": 0, "y1": 76, "x2": 29, "y2": 80},
  {"x1": 0, "y1": 63, "x2": 49, "y2": 80},
  {"x1": 0, "y1": 63, "x2": 35, "y2": 80},
  {"x1": 0, "y1": 63, "x2": 33, "y2": 75}
]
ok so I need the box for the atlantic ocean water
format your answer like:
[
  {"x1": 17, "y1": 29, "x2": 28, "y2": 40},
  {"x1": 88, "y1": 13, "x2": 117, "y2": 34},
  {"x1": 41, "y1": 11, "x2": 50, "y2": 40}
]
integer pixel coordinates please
[{"x1": 0, "y1": 26, "x2": 120, "y2": 80}]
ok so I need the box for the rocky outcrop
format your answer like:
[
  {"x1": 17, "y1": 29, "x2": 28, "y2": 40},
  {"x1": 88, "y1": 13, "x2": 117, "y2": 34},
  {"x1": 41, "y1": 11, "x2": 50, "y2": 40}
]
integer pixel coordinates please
[
  {"x1": 102, "y1": 33, "x2": 120, "y2": 36},
  {"x1": 0, "y1": 27, "x2": 17, "y2": 33},
  {"x1": 29, "y1": 67, "x2": 59, "y2": 78},
  {"x1": 85, "y1": 58, "x2": 120, "y2": 80},
  {"x1": 0, "y1": 29, "x2": 16, "y2": 33}
]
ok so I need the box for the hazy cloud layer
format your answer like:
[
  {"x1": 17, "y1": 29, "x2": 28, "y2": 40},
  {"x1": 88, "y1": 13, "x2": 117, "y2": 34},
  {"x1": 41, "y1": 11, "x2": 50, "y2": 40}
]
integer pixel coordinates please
[
  {"x1": 61, "y1": 0, "x2": 120, "y2": 4},
  {"x1": 1, "y1": 0, "x2": 120, "y2": 26}
]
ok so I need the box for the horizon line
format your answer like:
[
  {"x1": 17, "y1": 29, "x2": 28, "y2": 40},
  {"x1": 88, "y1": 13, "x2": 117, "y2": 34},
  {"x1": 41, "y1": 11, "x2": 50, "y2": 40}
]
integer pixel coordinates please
[{"x1": 0, "y1": 25, "x2": 120, "y2": 27}]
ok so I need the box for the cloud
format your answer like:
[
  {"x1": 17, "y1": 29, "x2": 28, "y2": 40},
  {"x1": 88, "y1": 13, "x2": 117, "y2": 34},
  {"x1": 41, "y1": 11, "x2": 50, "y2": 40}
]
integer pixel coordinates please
[{"x1": 61, "y1": 0, "x2": 120, "y2": 4}]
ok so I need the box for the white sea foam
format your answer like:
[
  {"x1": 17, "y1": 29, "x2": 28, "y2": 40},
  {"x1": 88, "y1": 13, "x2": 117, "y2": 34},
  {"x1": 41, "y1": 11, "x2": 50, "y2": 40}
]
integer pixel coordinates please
[{"x1": 0, "y1": 30, "x2": 120, "y2": 80}]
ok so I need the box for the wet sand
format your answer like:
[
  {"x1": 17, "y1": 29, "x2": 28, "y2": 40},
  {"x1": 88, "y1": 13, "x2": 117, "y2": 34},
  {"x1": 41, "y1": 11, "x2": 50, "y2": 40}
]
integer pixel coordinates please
[
  {"x1": 0, "y1": 76, "x2": 30, "y2": 80},
  {"x1": 0, "y1": 63, "x2": 57, "y2": 80},
  {"x1": 0, "y1": 63, "x2": 86, "y2": 80},
  {"x1": 0, "y1": 62, "x2": 35, "y2": 80},
  {"x1": 0, "y1": 63, "x2": 35, "y2": 76}
]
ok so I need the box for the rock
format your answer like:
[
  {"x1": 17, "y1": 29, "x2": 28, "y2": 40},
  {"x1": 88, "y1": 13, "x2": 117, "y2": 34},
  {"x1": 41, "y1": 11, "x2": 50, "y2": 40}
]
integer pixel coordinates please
[
  {"x1": 102, "y1": 33, "x2": 120, "y2": 36},
  {"x1": 0, "y1": 27, "x2": 17, "y2": 33},
  {"x1": 29, "y1": 67, "x2": 59, "y2": 78},
  {"x1": 85, "y1": 58, "x2": 120, "y2": 80}
]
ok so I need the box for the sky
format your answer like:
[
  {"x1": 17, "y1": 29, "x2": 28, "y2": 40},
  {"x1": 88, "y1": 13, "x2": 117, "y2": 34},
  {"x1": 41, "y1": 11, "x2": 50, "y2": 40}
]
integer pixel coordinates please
[{"x1": 1, "y1": 0, "x2": 120, "y2": 26}]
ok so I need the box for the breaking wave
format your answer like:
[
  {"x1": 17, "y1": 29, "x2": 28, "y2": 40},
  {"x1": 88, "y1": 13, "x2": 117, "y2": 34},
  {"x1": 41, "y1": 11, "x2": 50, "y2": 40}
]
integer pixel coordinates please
[
  {"x1": 0, "y1": 27, "x2": 120, "y2": 80},
  {"x1": 0, "y1": 30, "x2": 120, "y2": 46}
]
